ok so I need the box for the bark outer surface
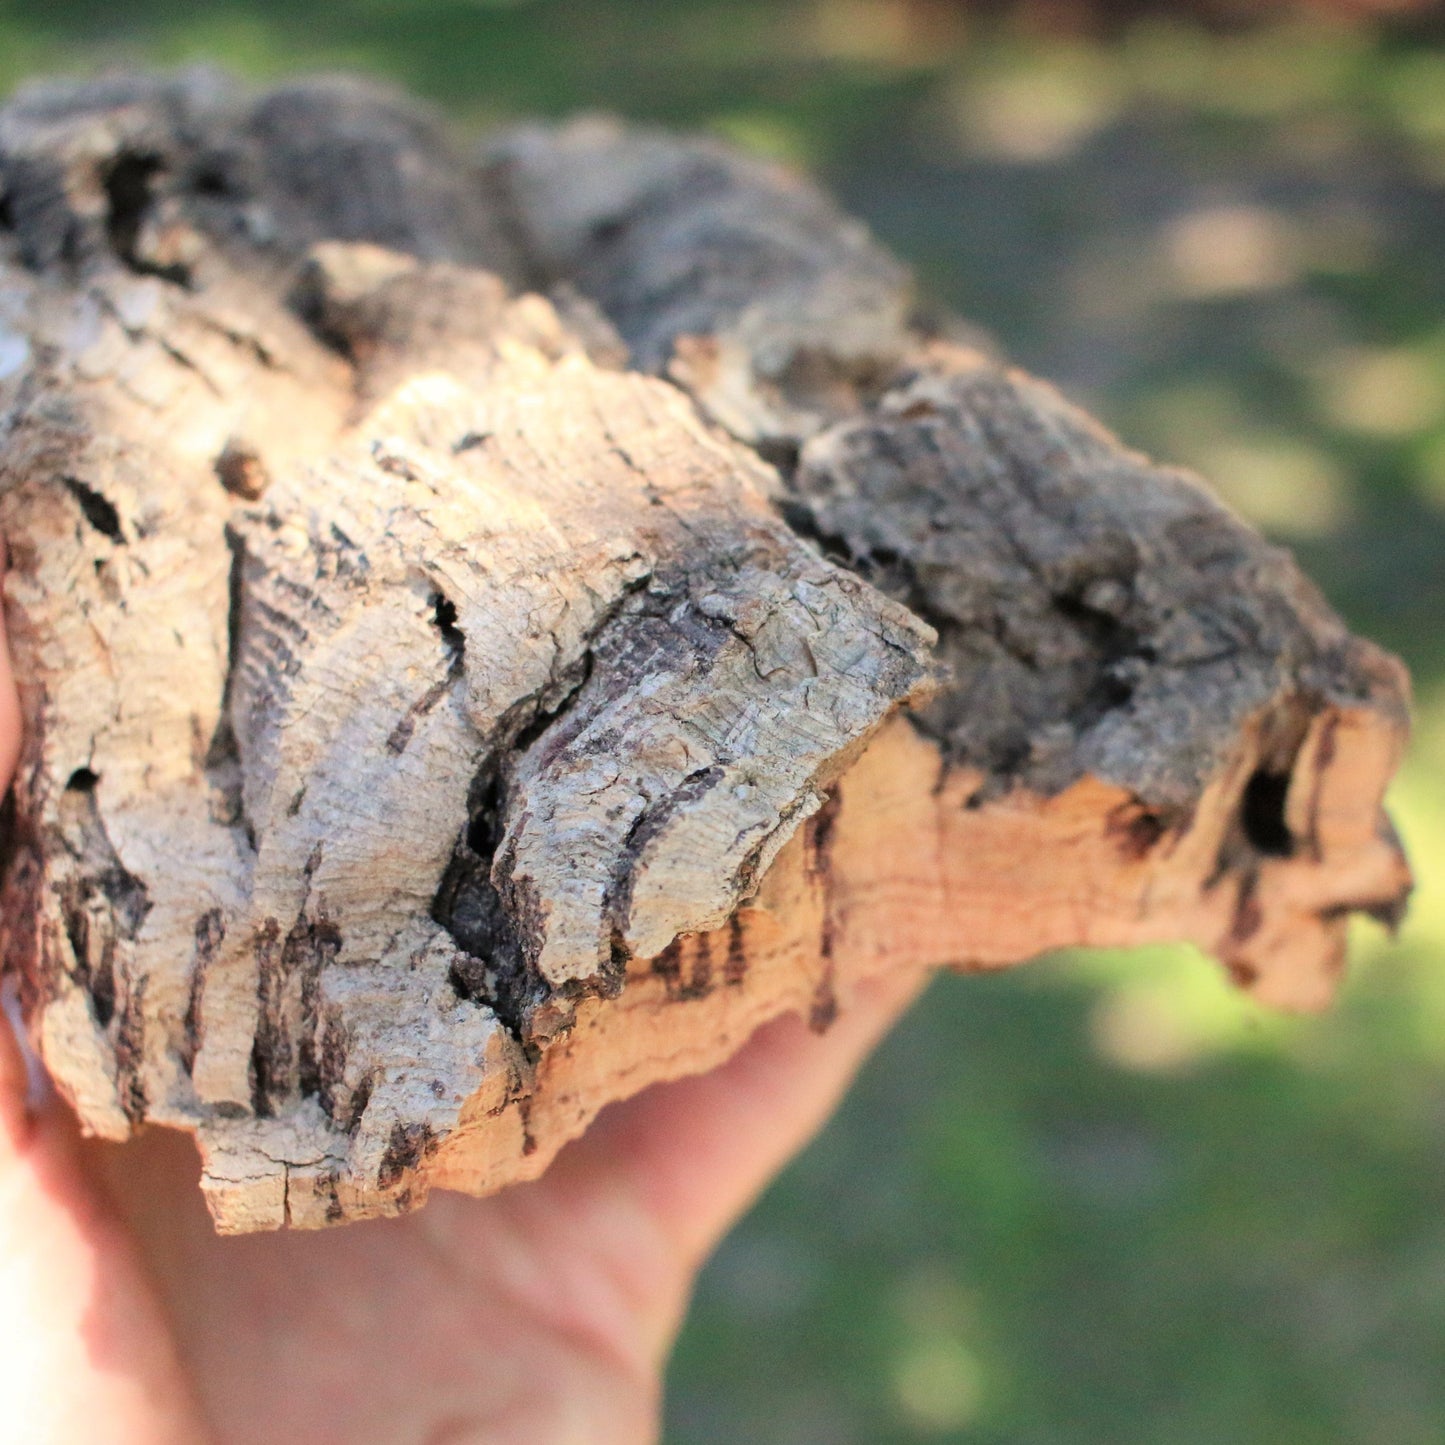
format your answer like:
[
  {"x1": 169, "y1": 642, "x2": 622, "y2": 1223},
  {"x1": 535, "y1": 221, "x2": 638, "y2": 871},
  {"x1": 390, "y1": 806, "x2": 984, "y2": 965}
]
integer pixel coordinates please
[{"x1": 0, "y1": 73, "x2": 1411, "y2": 1230}]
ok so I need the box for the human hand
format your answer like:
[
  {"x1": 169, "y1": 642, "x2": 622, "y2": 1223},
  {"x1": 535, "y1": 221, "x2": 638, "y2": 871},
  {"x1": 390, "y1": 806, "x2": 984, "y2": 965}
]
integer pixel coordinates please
[{"x1": 0, "y1": 578, "x2": 924, "y2": 1445}]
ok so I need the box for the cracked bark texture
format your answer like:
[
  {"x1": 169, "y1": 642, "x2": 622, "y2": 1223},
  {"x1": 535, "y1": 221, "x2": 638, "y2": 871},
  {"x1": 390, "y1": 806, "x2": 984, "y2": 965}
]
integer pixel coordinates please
[{"x1": 0, "y1": 71, "x2": 1412, "y2": 1232}]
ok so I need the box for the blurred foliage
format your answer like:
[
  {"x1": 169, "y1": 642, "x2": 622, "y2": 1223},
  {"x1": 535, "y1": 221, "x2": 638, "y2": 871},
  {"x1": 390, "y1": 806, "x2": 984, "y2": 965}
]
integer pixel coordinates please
[{"x1": 4, "y1": 2, "x2": 1444, "y2": 1440}]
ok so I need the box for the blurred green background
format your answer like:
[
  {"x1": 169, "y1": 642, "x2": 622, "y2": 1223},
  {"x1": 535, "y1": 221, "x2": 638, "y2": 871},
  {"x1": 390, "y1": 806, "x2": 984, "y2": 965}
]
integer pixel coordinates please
[{"x1": 5, "y1": 1, "x2": 1443, "y2": 1439}]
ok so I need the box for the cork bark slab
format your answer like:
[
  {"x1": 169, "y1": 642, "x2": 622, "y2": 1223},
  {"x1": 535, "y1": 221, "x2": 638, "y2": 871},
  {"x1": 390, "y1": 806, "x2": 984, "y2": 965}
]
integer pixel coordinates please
[{"x1": 0, "y1": 72, "x2": 1411, "y2": 1232}]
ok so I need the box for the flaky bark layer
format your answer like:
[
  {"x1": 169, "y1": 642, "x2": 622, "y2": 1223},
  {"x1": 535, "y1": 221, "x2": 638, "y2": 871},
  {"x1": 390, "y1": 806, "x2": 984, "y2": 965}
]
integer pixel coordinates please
[{"x1": 0, "y1": 72, "x2": 1410, "y2": 1231}]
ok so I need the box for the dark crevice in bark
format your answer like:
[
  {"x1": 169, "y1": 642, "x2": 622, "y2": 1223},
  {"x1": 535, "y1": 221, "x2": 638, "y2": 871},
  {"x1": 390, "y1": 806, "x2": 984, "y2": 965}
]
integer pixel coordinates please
[
  {"x1": 1209, "y1": 701, "x2": 1314, "y2": 892},
  {"x1": 429, "y1": 591, "x2": 464, "y2": 660},
  {"x1": 1241, "y1": 768, "x2": 1295, "y2": 858},
  {"x1": 387, "y1": 590, "x2": 467, "y2": 755},
  {"x1": 249, "y1": 899, "x2": 342, "y2": 1118},
  {"x1": 433, "y1": 667, "x2": 599, "y2": 1051},
  {"x1": 63, "y1": 476, "x2": 125, "y2": 544},
  {"x1": 102, "y1": 150, "x2": 192, "y2": 286},
  {"x1": 113, "y1": 974, "x2": 149, "y2": 1122},
  {"x1": 293, "y1": 914, "x2": 340, "y2": 1104},
  {"x1": 247, "y1": 919, "x2": 284, "y2": 1116},
  {"x1": 181, "y1": 907, "x2": 224, "y2": 1074},
  {"x1": 431, "y1": 570, "x2": 753, "y2": 1048},
  {"x1": 287, "y1": 262, "x2": 358, "y2": 361},
  {"x1": 54, "y1": 774, "x2": 152, "y2": 1032},
  {"x1": 202, "y1": 526, "x2": 250, "y2": 836},
  {"x1": 434, "y1": 759, "x2": 544, "y2": 1045}
]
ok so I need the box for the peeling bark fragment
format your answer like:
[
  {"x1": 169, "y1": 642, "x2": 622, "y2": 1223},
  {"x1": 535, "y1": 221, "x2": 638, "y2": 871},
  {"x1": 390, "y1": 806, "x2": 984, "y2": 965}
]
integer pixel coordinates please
[
  {"x1": 0, "y1": 72, "x2": 1412, "y2": 1232},
  {"x1": 487, "y1": 117, "x2": 914, "y2": 445},
  {"x1": 493, "y1": 552, "x2": 930, "y2": 998},
  {"x1": 783, "y1": 349, "x2": 1405, "y2": 808}
]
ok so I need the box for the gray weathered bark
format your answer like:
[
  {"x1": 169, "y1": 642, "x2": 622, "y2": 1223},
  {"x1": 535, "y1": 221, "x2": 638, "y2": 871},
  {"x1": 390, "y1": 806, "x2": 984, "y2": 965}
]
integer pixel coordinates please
[{"x1": 0, "y1": 71, "x2": 1411, "y2": 1232}]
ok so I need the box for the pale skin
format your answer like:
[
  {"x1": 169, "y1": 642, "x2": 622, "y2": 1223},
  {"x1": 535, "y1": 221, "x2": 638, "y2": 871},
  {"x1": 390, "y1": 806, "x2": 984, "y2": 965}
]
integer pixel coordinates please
[{"x1": 0, "y1": 577, "x2": 926, "y2": 1445}]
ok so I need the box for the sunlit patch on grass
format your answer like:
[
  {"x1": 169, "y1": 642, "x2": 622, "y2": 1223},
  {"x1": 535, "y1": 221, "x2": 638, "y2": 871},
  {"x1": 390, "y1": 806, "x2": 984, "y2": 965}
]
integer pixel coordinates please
[
  {"x1": 950, "y1": 42, "x2": 1123, "y2": 163},
  {"x1": 1091, "y1": 982, "x2": 1224, "y2": 1073},
  {"x1": 1316, "y1": 344, "x2": 1445, "y2": 437},
  {"x1": 1417, "y1": 433, "x2": 1445, "y2": 512},
  {"x1": 1070, "y1": 943, "x2": 1292, "y2": 1068},
  {"x1": 1201, "y1": 435, "x2": 1352, "y2": 537},
  {"x1": 1119, "y1": 18, "x2": 1370, "y2": 121},
  {"x1": 891, "y1": 1333, "x2": 986, "y2": 1433},
  {"x1": 1384, "y1": 51, "x2": 1445, "y2": 146},
  {"x1": 1374, "y1": 683, "x2": 1445, "y2": 962},
  {"x1": 707, "y1": 109, "x2": 815, "y2": 168},
  {"x1": 800, "y1": 0, "x2": 962, "y2": 69},
  {"x1": 1125, "y1": 385, "x2": 1355, "y2": 539},
  {"x1": 1163, "y1": 204, "x2": 1301, "y2": 299},
  {"x1": 887, "y1": 1266, "x2": 1000, "y2": 1434}
]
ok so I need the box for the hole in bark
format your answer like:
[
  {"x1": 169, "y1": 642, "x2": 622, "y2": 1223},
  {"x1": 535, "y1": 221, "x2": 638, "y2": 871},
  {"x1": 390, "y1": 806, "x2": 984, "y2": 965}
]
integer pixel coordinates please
[
  {"x1": 756, "y1": 437, "x2": 800, "y2": 477},
  {"x1": 432, "y1": 673, "x2": 602, "y2": 1045},
  {"x1": 1241, "y1": 768, "x2": 1294, "y2": 857},
  {"x1": 464, "y1": 772, "x2": 502, "y2": 857},
  {"x1": 102, "y1": 151, "x2": 191, "y2": 286},
  {"x1": 103, "y1": 152, "x2": 162, "y2": 256},
  {"x1": 63, "y1": 477, "x2": 124, "y2": 543},
  {"x1": 433, "y1": 762, "x2": 547, "y2": 1041},
  {"x1": 774, "y1": 499, "x2": 870, "y2": 573},
  {"x1": 189, "y1": 159, "x2": 237, "y2": 199},
  {"x1": 1081, "y1": 670, "x2": 1135, "y2": 718},
  {"x1": 66, "y1": 767, "x2": 99, "y2": 792},
  {"x1": 430, "y1": 592, "x2": 465, "y2": 659},
  {"x1": 90, "y1": 959, "x2": 116, "y2": 1028},
  {"x1": 1052, "y1": 588, "x2": 1152, "y2": 728},
  {"x1": 589, "y1": 216, "x2": 627, "y2": 246}
]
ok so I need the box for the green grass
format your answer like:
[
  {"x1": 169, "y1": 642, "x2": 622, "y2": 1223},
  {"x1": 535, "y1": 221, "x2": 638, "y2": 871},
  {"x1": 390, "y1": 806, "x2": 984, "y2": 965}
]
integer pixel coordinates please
[{"x1": 4, "y1": 4, "x2": 1443, "y2": 1438}]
